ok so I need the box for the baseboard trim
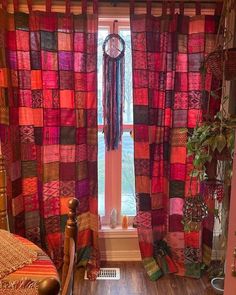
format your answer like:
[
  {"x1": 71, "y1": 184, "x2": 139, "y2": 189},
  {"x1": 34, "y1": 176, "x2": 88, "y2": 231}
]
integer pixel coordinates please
[{"x1": 100, "y1": 250, "x2": 141, "y2": 261}]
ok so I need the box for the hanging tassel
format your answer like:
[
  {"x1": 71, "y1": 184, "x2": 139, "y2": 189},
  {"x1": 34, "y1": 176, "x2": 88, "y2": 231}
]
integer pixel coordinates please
[{"x1": 103, "y1": 34, "x2": 125, "y2": 151}]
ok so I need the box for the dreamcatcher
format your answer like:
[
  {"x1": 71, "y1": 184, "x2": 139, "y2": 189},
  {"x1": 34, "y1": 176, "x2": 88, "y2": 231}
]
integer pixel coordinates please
[{"x1": 102, "y1": 27, "x2": 125, "y2": 151}]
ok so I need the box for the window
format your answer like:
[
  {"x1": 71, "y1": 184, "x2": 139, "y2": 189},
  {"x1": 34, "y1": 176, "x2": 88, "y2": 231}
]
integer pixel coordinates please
[{"x1": 97, "y1": 20, "x2": 135, "y2": 225}]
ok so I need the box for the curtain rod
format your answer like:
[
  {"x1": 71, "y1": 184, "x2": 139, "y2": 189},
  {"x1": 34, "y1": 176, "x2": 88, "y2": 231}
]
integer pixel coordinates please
[{"x1": 109, "y1": 0, "x2": 223, "y2": 2}]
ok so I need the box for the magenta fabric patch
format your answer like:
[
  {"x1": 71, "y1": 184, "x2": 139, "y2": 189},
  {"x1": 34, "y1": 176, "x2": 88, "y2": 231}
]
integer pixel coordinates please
[
  {"x1": 170, "y1": 198, "x2": 184, "y2": 215},
  {"x1": 42, "y1": 71, "x2": 58, "y2": 89},
  {"x1": 59, "y1": 51, "x2": 73, "y2": 71},
  {"x1": 170, "y1": 163, "x2": 186, "y2": 181}
]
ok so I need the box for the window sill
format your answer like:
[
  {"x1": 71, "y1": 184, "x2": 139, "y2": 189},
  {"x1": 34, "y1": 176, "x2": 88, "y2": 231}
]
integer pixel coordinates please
[{"x1": 99, "y1": 226, "x2": 138, "y2": 239}]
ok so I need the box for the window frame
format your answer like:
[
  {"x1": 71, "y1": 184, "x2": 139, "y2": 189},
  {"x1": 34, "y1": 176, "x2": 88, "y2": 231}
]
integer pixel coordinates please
[{"x1": 98, "y1": 18, "x2": 135, "y2": 226}]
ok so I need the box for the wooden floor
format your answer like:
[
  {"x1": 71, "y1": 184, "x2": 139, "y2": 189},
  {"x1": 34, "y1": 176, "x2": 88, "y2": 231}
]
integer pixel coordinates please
[{"x1": 74, "y1": 262, "x2": 216, "y2": 295}]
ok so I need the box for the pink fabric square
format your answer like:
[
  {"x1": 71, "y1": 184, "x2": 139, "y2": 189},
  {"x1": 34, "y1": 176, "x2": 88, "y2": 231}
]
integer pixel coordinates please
[
  {"x1": 176, "y1": 53, "x2": 188, "y2": 72},
  {"x1": 43, "y1": 145, "x2": 59, "y2": 163},
  {"x1": 19, "y1": 90, "x2": 32, "y2": 107},
  {"x1": 188, "y1": 73, "x2": 201, "y2": 90},
  {"x1": 74, "y1": 33, "x2": 85, "y2": 52},
  {"x1": 17, "y1": 51, "x2": 30, "y2": 70},
  {"x1": 188, "y1": 34, "x2": 204, "y2": 53},
  {"x1": 60, "y1": 145, "x2": 75, "y2": 162},
  {"x1": 170, "y1": 198, "x2": 184, "y2": 215},
  {"x1": 42, "y1": 71, "x2": 58, "y2": 89},
  {"x1": 166, "y1": 72, "x2": 174, "y2": 90},
  {"x1": 74, "y1": 52, "x2": 86, "y2": 72}
]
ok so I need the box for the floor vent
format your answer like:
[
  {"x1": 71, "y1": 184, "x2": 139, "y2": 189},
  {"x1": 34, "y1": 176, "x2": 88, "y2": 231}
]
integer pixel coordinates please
[{"x1": 84, "y1": 268, "x2": 120, "y2": 280}]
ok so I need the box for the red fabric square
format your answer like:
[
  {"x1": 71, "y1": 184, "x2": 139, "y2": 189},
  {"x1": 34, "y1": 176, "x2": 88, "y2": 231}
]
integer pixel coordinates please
[
  {"x1": 185, "y1": 232, "x2": 200, "y2": 248},
  {"x1": 60, "y1": 109, "x2": 76, "y2": 126},
  {"x1": 169, "y1": 215, "x2": 184, "y2": 232},
  {"x1": 60, "y1": 163, "x2": 76, "y2": 181},
  {"x1": 40, "y1": 13, "x2": 57, "y2": 31},
  {"x1": 16, "y1": 31, "x2": 29, "y2": 51},
  {"x1": 6, "y1": 31, "x2": 17, "y2": 50},
  {"x1": 76, "y1": 128, "x2": 87, "y2": 144}
]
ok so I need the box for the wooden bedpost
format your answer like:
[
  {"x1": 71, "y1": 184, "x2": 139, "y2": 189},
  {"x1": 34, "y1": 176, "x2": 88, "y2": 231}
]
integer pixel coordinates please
[
  {"x1": 61, "y1": 198, "x2": 79, "y2": 291},
  {"x1": 0, "y1": 154, "x2": 9, "y2": 231}
]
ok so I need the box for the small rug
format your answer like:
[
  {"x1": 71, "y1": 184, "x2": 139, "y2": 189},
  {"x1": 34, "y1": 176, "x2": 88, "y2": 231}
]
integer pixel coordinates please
[{"x1": 0, "y1": 230, "x2": 38, "y2": 279}]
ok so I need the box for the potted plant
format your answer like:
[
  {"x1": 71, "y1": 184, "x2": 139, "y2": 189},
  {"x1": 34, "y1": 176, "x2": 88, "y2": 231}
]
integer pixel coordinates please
[{"x1": 187, "y1": 111, "x2": 235, "y2": 182}]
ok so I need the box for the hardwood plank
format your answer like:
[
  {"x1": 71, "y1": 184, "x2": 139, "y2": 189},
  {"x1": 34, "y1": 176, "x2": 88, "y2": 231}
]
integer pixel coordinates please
[{"x1": 74, "y1": 262, "x2": 216, "y2": 295}]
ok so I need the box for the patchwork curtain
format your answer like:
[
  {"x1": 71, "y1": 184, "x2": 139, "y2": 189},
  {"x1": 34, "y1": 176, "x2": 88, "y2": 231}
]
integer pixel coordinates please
[
  {"x1": 130, "y1": 1, "x2": 221, "y2": 279},
  {"x1": 0, "y1": 0, "x2": 99, "y2": 273}
]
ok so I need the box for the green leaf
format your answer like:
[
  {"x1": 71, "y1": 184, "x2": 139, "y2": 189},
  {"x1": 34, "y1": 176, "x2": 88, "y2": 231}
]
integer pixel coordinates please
[{"x1": 189, "y1": 170, "x2": 199, "y2": 177}]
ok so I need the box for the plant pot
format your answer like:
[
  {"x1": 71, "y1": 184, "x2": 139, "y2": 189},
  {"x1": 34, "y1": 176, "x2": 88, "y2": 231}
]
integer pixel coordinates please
[{"x1": 211, "y1": 277, "x2": 224, "y2": 294}]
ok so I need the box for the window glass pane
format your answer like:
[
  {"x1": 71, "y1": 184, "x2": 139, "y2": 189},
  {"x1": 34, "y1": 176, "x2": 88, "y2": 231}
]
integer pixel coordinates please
[
  {"x1": 98, "y1": 28, "x2": 109, "y2": 124},
  {"x1": 121, "y1": 131, "x2": 136, "y2": 216},
  {"x1": 119, "y1": 29, "x2": 133, "y2": 125},
  {"x1": 98, "y1": 131, "x2": 105, "y2": 216},
  {"x1": 98, "y1": 28, "x2": 108, "y2": 216}
]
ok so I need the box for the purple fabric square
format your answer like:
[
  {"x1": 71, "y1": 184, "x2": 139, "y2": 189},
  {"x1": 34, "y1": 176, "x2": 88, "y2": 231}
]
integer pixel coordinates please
[
  {"x1": 31, "y1": 51, "x2": 41, "y2": 70},
  {"x1": 59, "y1": 52, "x2": 73, "y2": 71},
  {"x1": 30, "y1": 32, "x2": 40, "y2": 51},
  {"x1": 173, "y1": 110, "x2": 188, "y2": 127},
  {"x1": 152, "y1": 209, "x2": 166, "y2": 226},
  {"x1": 76, "y1": 179, "x2": 89, "y2": 198},
  {"x1": 18, "y1": 70, "x2": 31, "y2": 89},
  {"x1": 188, "y1": 53, "x2": 204, "y2": 72},
  {"x1": 43, "y1": 127, "x2": 59, "y2": 145},
  {"x1": 7, "y1": 50, "x2": 17, "y2": 69}
]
